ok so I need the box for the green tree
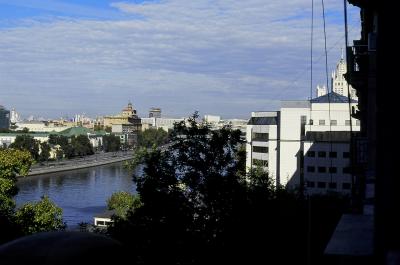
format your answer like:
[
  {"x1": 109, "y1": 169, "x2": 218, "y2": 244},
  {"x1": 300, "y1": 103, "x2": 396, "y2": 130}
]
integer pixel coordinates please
[
  {"x1": 10, "y1": 135, "x2": 40, "y2": 161},
  {"x1": 107, "y1": 191, "x2": 142, "y2": 219},
  {"x1": 110, "y1": 113, "x2": 248, "y2": 263},
  {"x1": 103, "y1": 135, "x2": 121, "y2": 152},
  {"x1": 137, "y1": 128, "x2": 168, "y2": 148},
  {"x1": 39, "y1": 142, "x2": 51, "y2": 162},
  {"x1": 0, "y1": 149, "x2": 34, "y2": 243},
  {"x1": 71, "y1": 135, "x2": 94, "y2": 157},
  {"x1": 48, "y1": 134, "x2": 69, "y2": 147},
  {"x1": 15, "y1": 196, "x2": 66, "y2": 235}
]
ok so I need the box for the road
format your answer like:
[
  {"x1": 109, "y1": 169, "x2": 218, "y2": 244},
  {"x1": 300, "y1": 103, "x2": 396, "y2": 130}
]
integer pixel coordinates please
[{"x1": 26, "y1": 150, "x2": 134, "y2": 176}]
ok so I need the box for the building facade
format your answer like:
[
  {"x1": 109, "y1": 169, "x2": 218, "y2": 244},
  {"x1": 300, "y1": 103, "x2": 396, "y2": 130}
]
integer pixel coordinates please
[
  {"x1": 331, "y1": 51, "x2": 357, "y2": 99},
  {"x1": 149, "y1": 107, "x2": 162, "y2": 118},
  {"x1": 246, "y1": 92, "x2": 360, "y2": 195},
  {"x1": 0, "y1": 105, "x2": 10, "y2": 130}
]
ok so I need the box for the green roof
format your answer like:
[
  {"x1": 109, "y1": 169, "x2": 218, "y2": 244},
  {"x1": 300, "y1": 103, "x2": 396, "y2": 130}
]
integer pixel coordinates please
[
  {"x1": 58, "y1": 127, "x2": 106, "y2": 137},
  {"x1": 58, "y1": 127, "x2": 92, "y2": 137}
]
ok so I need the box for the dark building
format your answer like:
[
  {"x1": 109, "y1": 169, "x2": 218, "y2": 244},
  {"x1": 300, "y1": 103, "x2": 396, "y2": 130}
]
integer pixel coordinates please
[
  {"x1": 0, "y1": 105, "x2": 10, "y2": 130},
  {"x1": 325, "y1": 1, "x2": 399, "y2": 265},
  {"x1": 149, "y1": 107, "x2": 161, "y2": 118}
]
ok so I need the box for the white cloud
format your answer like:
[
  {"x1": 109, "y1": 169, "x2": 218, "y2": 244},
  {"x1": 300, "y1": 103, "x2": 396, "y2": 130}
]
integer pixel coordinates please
[{"x1": 0, "y1": 0, "x2": 360, "y2": 118}]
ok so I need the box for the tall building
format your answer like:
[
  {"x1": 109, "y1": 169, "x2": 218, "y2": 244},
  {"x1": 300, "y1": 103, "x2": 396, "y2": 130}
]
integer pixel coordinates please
[
  {"x1": 10, "y1": 108, "x2": 21, "y2": 123},
  {"x1": 246, "y1": 92, "x2": 360, "y2": 195},
  {"x1": 0, "y1": 105, "x2": 10, "y2": 130},
  {"x1": 316, "y1": 52, "x2": 358, "y2": 100},
  {"x1": 149, "y1": 108, "x2": 161, "y2": 118}
]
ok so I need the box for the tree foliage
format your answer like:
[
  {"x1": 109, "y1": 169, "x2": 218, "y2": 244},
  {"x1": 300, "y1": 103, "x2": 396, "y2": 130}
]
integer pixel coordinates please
[
  {"x1": 107, "y1": 191, "x2": 142, "y2": 219},
  {"x1": 15, "y1": 196, "x2": 66, "y2": 235},
  {"x1": 0, "y1": 149, "x2": 65, "y2": 243},
  {"x1": 137, "y1": 128, "x2": 169, "y2": 148},
  {"x1": 103, "y1": 135, "x2": 121, "y2": 152},
  {"x1": 109, "y1": 113, "x2": 349, "y2": 264},
  {"x1": 9, "y1": 135, "x2": 39, "y2": 161},
  {"x1": 39, "y1": 142, "x2": 51, "y2": 162},
  {"x1": 71, "y1": 135, "x2": 94, "y2": 157}
]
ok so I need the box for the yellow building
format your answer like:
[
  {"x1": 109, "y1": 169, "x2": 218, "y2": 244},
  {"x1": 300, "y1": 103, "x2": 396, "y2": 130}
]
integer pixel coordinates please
[{"x1": 103, "y1": 102, "x2": 141, "y2": 132}]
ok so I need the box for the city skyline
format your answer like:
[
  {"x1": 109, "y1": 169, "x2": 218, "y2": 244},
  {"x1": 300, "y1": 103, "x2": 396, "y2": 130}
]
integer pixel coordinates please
[{"x1": 0, "y1": 0, "x2": 360, "y2": 118}]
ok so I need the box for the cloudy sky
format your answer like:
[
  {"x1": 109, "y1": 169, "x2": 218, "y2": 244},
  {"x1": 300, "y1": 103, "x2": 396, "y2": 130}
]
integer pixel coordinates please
[{"x1": 0, "y1": 0, "x2": 360, "y2": 119}]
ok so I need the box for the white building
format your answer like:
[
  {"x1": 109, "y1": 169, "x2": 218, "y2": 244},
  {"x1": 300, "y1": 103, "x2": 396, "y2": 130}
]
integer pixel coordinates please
[
  {"x1": 246, "y1": 92, "x2": 360, "y2": 195},
  {"x1": 141, "y1": 117, "x2": 185, "y2": 132},
  {"x1": 246, "y1": 111, "x2": 279, "y2": 180},
  {"x1": 331, "y1": 51, "x2": 357, "y2": 99},
  {"x1": 204, "y1": 115, "x2": 221, "y2": 124},
  {"x1": 10, "y1": 108, "x2": 21, "y2": 123},
  {"x1": 15, "y1": 121, "x2": 72, "y2": 133},
  {"x1": 0, "y1": 133, "x2": 49, "y2": 148}
]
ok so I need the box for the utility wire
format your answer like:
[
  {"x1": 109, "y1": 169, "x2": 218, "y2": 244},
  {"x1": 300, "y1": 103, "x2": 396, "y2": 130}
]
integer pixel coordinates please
[{"x1": 321, "y1": 0, "x2": 334, "y2": 185}]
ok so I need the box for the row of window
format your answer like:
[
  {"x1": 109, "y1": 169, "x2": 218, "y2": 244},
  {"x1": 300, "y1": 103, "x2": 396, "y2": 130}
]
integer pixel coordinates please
[
  {"x1": 252, "y1": 133, "x2": 269, "y2": 141},
  {"x1": 307, "y1": 151, "x2": 350, "y2": 158},
  {"x1": 307, "y1": 166, "x2": 351, "y2": 174},
  {"x1": 309, "y1": 119, "x2": 360, "y2": 126},
  {"x1": 307, "y1": 181, "x2": 351, "y2": 190},
  {"x1": 252, "y1": 146, "x2": 268, "y2": 153}
]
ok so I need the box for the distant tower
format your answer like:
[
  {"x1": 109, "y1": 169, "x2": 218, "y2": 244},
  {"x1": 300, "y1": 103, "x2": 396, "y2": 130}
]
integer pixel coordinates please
[
  {"x1": 149, "y1": 108, "x2": 161, "y2": 118},
  {"x1": 316, "y1": 85, "x2": 327, "y2": 97},
  {"x1": 10, "y1": 108, "x2": 21, "y2": 123},
  {"x1": 122, "y1": 102, "x2": 137, "y2": 117},
  {"x1": 331, "y1": 49, "x2": 357, "y2": 99}
]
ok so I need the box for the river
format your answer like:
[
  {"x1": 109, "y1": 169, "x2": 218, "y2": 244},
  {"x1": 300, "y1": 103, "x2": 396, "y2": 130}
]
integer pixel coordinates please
[{"x1": 15, "y1": 162, "x2": 137, "y2": 229}]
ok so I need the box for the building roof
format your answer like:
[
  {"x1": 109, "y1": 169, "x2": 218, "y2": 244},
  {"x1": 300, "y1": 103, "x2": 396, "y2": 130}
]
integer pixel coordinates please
[
  {"x1": 94, "y1": 210, "x2": 116, "y2": 219},
  {"x1": 311, "y1": 92, "x2": 358, "y2": 103},
  {"x1": 58, "y1": 127, "x2": 92, "y2": 137},
  {"x1": 248, "y1": 116, "x2": 278, "y2": 125}
]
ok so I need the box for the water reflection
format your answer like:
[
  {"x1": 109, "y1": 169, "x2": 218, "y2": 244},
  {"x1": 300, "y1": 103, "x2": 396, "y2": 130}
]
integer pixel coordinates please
[{"x1": 15, "y1": 162, "x2": 137, "y2": 228}]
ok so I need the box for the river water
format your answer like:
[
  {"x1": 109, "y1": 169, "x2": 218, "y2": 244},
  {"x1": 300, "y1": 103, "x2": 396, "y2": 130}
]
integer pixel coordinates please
[{"x1": 15, "y1": 162, "x2": 137, "y2": 229}]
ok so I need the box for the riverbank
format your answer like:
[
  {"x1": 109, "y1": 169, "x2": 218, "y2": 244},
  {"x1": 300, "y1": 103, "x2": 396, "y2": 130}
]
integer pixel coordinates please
[{"x1": 23, "y1": 151, "x2": 134, "y2": 176}]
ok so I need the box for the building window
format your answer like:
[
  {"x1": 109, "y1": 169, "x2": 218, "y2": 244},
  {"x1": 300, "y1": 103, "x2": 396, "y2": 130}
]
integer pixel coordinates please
[
  {"x1": 343, "y1": 152, "x2": 350, "y2": 158},
  {"x1": 307, "y1": 166, "x2": 315, "y2": 173},
  {"x1": 356, "y1": 120, "x2": 360, "y2": 126},
  {"x1": 318, "y1": 167, "x2": 326, "y2": 173},
  {"x1": 309, "y1": 119, "x2": 314, "y2": 125},
  {"x1": 318, "y1": 151, "x2": 326, "y2": 158},
  {"x1": 307, "y1": 151, "x2": 315, "y2": 157},
  {"x1": 252, "y1": 133, "x2": 269, "y2": 141},
  {"x1": 317, "y1": 182, "x2": 326, "y2": 188},
  {"x1": 319, "y1": 120, "x2": 325, "y2": 125},
  {"x1": 343, "y1": 167, "x2": 351, "y2": 174},
  {"x1": 307, "y1": 181, "x2": 315, "y2": 188},
  {"x1": 345, "y1": 120, "x2": 351, "y2": 126},
  {"x1": 342, "y1": 183, "x2": 351, "y2": 190},
  {"x1": 329, "y1": 167, "x2": 337, "y2": 173},
  {"x1": 252, "y1": 146, "x2": 268, "y2": 153},
  {"x1": 329, "y1": 152, "x2": 337, "y2": 158},
  {"x1": 330, "y1": 120, "x2": 337, "y2": 126},
  {"x1": 328, "y1": 182, "x2": 337, "y2": 189},
  {"x1": 252, "y1": 159, "x2": 268, "y2": 167}
]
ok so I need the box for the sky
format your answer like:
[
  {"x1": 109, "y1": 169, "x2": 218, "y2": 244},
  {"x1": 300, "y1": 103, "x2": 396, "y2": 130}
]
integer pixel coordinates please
[{"x1": 0, "y1": 0, "x2": 360, "y2": 119}]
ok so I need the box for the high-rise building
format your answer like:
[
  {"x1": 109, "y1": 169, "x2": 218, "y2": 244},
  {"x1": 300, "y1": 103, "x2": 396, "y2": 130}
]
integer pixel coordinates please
[
  {"x1": 246, "y1": 92, "x2": 360, "y2": 195},
  {"x1": 149, "y1": 108, "x2": 161, "y2": 118},
  {"x1": 331, "y1": 50, "x2": 357, "y2": 99},
  {"x1": 316, "y1": 51, "x2": 358, "y2": 100},
  {"x1": 10, "y1": 108, "x2": 21, "y2": 123},
  {"x1": 0, "y1": 105, "x2": 10, "y2": 130}
]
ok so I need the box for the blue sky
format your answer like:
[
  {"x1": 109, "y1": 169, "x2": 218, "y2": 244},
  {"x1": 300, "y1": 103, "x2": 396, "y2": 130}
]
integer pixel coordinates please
[{"x1": 0, "y1": 0, "x2": 360, "y2": 119}]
